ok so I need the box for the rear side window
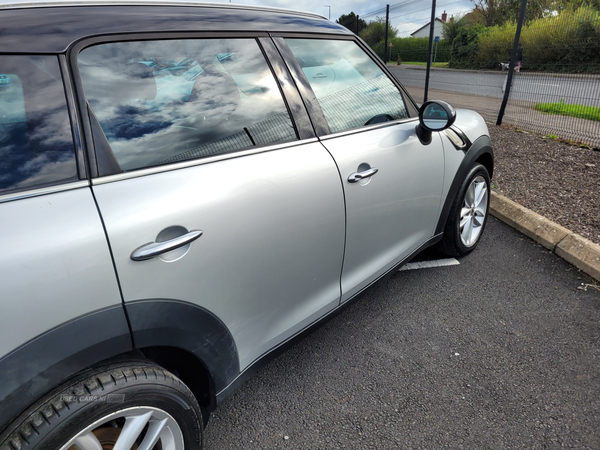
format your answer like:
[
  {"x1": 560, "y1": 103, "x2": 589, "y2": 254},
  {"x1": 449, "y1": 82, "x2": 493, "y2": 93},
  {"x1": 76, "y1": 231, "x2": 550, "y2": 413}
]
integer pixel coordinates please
[
  {"x1": 78, "y1": 39, "x2": 297, "y2": 172},
  {"x1": 0, "y1": 56, "x2": 77, "y2": 195},
  {"x1": 284, "y1": 39, "x2": 408, "y2": 134}
]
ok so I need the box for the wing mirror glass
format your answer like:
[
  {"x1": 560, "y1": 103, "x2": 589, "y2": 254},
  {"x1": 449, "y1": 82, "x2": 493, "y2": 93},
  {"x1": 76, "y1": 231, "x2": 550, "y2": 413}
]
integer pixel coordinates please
[{"x1": 416, "y1": 100, "x2": 456, "y2": 144}]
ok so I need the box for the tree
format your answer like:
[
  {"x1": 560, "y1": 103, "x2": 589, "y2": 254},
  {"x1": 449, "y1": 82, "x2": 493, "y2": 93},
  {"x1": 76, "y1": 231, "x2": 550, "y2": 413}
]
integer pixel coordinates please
[
  {"x1": 336, "y1": 12, "x2": 368, "y2": 34},
  {"x1": 442, "y1": 13, "x2": 468, "y2": 43},
  {"x1": 359, "y1": 18, "x2": 398, "y2": 46},
  {"x1": 471, "y1": 0, "x2": 559, "y2": 26}
]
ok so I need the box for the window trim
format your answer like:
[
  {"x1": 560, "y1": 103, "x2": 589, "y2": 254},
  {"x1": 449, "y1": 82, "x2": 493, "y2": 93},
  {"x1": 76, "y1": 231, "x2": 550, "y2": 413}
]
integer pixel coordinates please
[
  {"x1": 67, "y1": 31, "x2": 306, "y2": 178},
  {"x1": 0, "y1": 180, "x2": 89, "y2": 204},
  {"x1": 91, "y1": 137, "x2": 319, "y2": 185},
  {"x1": 271, "y1": 33, "x2": 420, "y2": 137},
  {"x1": 59, "y1": 54, "x2": 88, "y2": 180}
]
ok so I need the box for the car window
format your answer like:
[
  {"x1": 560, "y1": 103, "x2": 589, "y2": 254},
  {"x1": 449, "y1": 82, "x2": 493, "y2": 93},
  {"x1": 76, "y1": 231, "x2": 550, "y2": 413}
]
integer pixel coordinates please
[
  {"x1": 78, "y1": 39, "x2": 297, "y2": 172},
  {"x1": 284, "y1": 39, "x2": 408, "y2": 134},
  {"x1": 0, "y1": 56, "x2": 77, "y2": 195}
]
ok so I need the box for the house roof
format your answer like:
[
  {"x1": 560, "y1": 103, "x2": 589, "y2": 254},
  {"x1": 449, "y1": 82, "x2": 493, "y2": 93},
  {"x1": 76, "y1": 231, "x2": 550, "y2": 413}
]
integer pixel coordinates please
[{"x1": 410, "y1": 18, "x2": 444, "y2": 36}]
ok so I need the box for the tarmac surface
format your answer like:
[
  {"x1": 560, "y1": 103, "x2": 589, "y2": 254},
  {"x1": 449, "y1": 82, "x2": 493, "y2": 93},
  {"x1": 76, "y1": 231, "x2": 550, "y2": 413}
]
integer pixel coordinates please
[{"x1": 204, "y1": 217, "x2": 600, "y2": 449}]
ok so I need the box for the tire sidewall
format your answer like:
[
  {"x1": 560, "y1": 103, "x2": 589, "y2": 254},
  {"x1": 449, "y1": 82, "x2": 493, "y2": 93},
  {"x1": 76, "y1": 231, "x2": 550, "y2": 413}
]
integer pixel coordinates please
[
  {"x1": 46, "y1": 385, "x2": 202, "y2": 450},
  {"x1": 0, "y1": 363, "x2": 204, "y2": 450}
]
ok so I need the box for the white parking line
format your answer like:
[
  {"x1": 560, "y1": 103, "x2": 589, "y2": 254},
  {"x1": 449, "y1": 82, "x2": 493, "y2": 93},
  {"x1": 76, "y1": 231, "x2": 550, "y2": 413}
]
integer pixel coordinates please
[{"x1": 399, "y1": 258, "x2": 460, "y2": 271}]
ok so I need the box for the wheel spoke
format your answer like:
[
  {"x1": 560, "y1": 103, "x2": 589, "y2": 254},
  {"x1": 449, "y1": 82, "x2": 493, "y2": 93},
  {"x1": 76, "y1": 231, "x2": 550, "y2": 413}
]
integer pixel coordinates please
[
  {"x1": 461, "y1": 216, "x2": 473, "y2": 245},
  {"x1": 460, "y1": 213, "x2": 471, "y2": 228},
  {"x1": 474, "y1": 208, "x2": 486, "y2": 227},
  {"x1": 464, "y1": 184, "x2": 475, "y2": 208},
  {"x1": 473, "y1": 181, "x2": 487, "y2": 208},
  {"x1": 137, "y1": 418, "x2": 168, "y2": 450},
  {"x1": 113, "y1": 411, "x2": 153, "y2": 450},
  {"x1": 73, "y1": 432, "x2": 103, "y2": 450}
]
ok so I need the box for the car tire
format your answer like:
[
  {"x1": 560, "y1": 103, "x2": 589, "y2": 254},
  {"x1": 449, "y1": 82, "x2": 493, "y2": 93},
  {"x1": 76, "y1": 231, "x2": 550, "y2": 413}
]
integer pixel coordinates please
[
  {"x1": 0, "y1": 361, "x2": 204, "y2": 450},
  {"x1": 437, "y1": 163, "x2": 490, "y2": 257}
]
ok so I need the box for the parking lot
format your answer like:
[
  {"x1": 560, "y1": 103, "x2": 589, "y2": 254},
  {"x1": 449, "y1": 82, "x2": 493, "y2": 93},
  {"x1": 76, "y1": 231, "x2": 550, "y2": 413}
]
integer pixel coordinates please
[{"x1": 205, "y1": 218, "x2": 600, "y2": 449}]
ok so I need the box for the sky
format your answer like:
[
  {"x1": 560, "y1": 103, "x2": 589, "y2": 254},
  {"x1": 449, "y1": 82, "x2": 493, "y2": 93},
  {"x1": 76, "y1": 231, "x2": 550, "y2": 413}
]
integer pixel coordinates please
[{"x1": 209, "y1": 0, "x2": 476, "y2": 36}]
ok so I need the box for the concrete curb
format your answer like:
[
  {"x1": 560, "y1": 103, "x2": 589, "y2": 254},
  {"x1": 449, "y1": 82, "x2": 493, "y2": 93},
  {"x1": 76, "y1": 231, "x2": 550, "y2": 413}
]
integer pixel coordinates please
[{"x1": 490, "y1": 191, "x2": 600, "y2": 281}]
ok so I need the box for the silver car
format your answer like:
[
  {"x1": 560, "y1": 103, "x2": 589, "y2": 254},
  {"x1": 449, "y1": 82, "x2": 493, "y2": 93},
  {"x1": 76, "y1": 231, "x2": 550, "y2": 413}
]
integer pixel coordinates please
[{"x1": 0, "y1": 2, "x2": 493, "y2": 449}]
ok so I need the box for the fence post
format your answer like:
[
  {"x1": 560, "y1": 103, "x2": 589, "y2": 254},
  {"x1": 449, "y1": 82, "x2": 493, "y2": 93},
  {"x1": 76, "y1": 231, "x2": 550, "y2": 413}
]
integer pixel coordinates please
[
  {"x1": 424, "y1": 0, "x2": 437, "y2": 103},
  {"x1": 497, "y1": 0, "x2": 528, "y2": 125},
  {"x1": 383, "y1": 5, "x2": 390, "y2": 63}
]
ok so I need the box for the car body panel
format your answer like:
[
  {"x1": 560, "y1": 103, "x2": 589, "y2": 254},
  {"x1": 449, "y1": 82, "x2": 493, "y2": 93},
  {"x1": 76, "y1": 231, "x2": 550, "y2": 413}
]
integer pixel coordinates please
[
  {"x1": 91, "y1": 141, "x2": 346, "y2": 369},
  {"x1": 453, "y1": 109, "x2": 490, "y2": 143},
  {"x1": 320, "y1": 122, "x2": 445, "y2": 301},
  {"x1": 0, "y1": 187, "x2": 123, "y2": 359}
]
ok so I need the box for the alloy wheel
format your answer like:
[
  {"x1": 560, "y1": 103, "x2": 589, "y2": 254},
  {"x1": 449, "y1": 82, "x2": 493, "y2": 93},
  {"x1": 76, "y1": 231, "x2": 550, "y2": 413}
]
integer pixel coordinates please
[
  {"x1": 459, "y1": 175, "x2": 488, "y2": 247},
  {"x1": 59, "y1": 406, "x2": 184, "y2": 450}
]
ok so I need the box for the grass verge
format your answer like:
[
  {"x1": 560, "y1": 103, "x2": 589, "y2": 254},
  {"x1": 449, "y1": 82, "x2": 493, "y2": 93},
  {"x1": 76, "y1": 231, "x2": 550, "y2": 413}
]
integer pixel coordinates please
[{"x1": 534, "y1": 100, "x2": 600, "y2": 122}]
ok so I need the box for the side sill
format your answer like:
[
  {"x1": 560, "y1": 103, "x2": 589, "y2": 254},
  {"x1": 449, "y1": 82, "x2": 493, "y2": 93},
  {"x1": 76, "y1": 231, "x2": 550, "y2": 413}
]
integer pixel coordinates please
[{"x1": 215, "y1": 232, "x2": 442, "y2": 405}]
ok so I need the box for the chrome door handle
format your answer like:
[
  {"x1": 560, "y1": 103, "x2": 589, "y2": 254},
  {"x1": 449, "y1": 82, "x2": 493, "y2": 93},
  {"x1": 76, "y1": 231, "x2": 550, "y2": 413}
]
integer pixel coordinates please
[
  {"x1": 348, "y1": 168, "x2": 379, "y2": 183},
  {"x1": 131, "y1": 230, "x2": 203, "y2": 261}
]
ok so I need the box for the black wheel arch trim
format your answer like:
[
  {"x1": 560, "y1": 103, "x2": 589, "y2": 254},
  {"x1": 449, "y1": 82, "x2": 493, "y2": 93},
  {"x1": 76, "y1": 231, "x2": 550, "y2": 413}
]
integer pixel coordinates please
[
  {"x1": 125, "y1": 299, "x2": 240, "y2": 397},
  {"x1": 435, "y1": 134, "x2": 494, "y2": 236},
  {"x1": 0, "y1": 305, "x2": 133, "y2": 435}
]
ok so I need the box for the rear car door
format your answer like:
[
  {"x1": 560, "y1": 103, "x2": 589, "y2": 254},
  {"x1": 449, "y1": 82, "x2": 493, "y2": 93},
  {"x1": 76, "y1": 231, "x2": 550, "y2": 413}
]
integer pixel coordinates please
[
  {"x1": 277, "y1": 37, "x2": 445, "y2": 302},
  {"x1": 74, "y1": 36, "x2": 346, "y2": 370}
]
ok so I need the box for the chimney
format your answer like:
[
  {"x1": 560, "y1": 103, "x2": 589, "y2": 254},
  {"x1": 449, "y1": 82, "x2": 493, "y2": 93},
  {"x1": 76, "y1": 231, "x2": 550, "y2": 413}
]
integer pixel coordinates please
[{"x1": 442, "y1": 10, "x2": 447, "y2": 22}]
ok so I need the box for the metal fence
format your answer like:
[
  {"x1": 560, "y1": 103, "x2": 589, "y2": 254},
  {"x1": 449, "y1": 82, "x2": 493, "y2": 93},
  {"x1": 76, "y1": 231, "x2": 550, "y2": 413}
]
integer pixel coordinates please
[{"x1": 359, "y1": 0, "x2": 600, "y2": 149}]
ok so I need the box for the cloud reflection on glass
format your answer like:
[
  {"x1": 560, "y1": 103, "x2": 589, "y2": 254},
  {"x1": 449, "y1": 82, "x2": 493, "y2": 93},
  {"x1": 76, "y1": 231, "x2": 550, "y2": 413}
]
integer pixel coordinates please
[
  {"x1": 79, "y1": 39, "x2": 297, "y2": 172},
  {"x1": 0, "y1": 56, "x2": 77, "y2": 194}
]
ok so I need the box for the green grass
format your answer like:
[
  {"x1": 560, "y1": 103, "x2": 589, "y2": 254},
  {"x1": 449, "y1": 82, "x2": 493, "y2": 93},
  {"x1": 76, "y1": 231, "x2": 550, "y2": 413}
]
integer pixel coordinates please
[
  {"x1": 534, "y1": 100, "x2": 600, "y2": 122},
  {"x1": 396, "y1": 61, "x2": 449, "y2": 68}
]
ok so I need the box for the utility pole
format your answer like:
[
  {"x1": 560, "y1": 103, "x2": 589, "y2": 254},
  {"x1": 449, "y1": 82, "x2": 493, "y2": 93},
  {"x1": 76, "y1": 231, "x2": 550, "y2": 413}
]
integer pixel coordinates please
[
  {"x1": 497, "y1": 0, "x2": 528, "y2": 125},
  {"x1": 356, "y1": 14, "x2": 359, "y2": 35},
  {"x1": 324, "y1": 5, "x2": 330, "y2": 20},
  {"x1": 424, "y1": 0, "x2": 436, "y2": 102},
  {"x1": 383, "y1": 4, "x2": 390, "y2": 63}
]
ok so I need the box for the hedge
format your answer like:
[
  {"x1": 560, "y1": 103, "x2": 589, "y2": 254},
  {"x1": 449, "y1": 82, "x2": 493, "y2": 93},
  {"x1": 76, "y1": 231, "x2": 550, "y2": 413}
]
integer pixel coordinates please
[
  {"x1": 369, "y1": 37, "x2": 452, "y2": 63},
  {"x1": 453, "y1": 6, "x2": 600, "y2": 72}
]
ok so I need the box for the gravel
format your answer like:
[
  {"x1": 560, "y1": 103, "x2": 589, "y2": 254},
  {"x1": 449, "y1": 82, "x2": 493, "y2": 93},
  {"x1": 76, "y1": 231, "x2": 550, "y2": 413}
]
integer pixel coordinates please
[{"x1": 489, "y1": 124, "x2": 600, "y2": 245}]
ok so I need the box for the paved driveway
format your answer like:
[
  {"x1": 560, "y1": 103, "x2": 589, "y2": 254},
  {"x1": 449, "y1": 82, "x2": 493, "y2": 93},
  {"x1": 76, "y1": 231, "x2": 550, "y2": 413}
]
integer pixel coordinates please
[{"x1": 205, "y1": 218, "x2": 600, "y2": 449}]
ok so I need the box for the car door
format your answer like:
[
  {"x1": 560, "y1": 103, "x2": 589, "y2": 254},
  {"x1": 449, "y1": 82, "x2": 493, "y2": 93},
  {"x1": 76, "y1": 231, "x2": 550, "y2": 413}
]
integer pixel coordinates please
[
  {"x1": 277, "y1": 37, "x2": 445, "y2": 302},
  {"x1": 74, "y1": 36, "x2": 345, "y2": 370}
]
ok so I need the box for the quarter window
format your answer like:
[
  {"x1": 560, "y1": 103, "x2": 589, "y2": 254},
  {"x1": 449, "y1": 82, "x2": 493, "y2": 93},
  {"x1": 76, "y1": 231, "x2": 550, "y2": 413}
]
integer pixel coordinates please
[
  {"x1": 78, "y1": 39, "x2": 297, "y2": 172},
  {"x1": 284, "y1": 39, "x2": 408, "y2": 134},
  {"x1": 0, "y1": 56, "x2": 77, "y2": 195}
]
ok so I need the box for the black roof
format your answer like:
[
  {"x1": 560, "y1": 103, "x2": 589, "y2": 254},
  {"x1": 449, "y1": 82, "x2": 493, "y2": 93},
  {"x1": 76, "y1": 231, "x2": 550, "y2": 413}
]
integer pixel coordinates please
[{"x1": 0, "y1": 2, "x2": 351, "y2": 53}]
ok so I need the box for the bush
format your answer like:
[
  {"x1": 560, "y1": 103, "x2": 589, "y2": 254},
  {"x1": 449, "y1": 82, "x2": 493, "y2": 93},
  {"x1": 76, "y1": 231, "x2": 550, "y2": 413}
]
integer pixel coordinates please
[
  {"x1": 522, "y1": 6, "x2": 600, "y2": 72},
  {"x1": 477, "y1": 22, "x2": 517, "y2": 69},
  {"x1": 385, "y1": 37, "x2": 452, "y2": 63},
  {"x1": 470, "y1": 6, "x2": 600, "y2": 72},
  {"x1": 449, "y1": 24, "x2": 487, "y2": 68}
]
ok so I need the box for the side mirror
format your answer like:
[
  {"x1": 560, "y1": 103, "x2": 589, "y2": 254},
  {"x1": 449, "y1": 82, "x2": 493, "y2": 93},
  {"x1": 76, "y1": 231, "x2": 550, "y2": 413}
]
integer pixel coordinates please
[{"x1": 416, "y1": 100, "x2": 456, "y2": 145}]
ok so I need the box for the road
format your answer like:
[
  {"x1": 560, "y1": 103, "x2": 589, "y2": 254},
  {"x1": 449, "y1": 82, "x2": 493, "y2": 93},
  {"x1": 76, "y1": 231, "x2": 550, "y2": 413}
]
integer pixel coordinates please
[
  {"x1": 389, "y1": 66, "x2": 600, "y2": 108},
  {"x1": 204, "y1": 218, "x2": 600, "y2": 449}
]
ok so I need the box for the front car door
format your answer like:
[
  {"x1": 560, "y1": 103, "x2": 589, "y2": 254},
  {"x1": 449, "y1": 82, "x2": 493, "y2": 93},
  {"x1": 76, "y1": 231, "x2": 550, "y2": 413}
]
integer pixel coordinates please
[
  {"x1": 277, "y1": 37, "x2": 446, "y2": 301},
  {"x1": 74, "y1": 36, "x2": 346, "y2": 370}
]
